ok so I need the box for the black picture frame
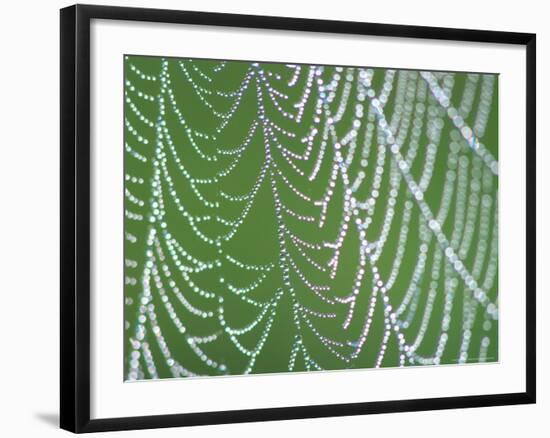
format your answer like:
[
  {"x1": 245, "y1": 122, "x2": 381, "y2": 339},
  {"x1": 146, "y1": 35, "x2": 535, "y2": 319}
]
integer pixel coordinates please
[{"x1": 60, "y1": 3, "x2": 536, "y2": 433}]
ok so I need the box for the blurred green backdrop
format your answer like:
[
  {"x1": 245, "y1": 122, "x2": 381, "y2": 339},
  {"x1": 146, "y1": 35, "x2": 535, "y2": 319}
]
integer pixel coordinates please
[{"x1": 123, "y1": 55, "x2": 498, "y2": 380}]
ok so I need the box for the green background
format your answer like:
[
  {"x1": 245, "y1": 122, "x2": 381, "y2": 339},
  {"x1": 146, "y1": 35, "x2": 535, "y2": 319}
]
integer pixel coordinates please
[{"x1": 123, "y1": 56, "x2": 499, "y2": 379}]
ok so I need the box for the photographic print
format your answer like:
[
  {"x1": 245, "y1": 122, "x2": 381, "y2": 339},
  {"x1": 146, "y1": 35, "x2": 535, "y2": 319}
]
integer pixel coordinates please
[{"x1": 123, "y1": 55, "x2": 499, "y2": 380}]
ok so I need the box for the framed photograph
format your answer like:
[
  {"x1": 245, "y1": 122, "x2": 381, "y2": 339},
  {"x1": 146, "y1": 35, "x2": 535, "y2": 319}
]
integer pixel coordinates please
[{"x1": 60, "y1": 4, "x2": 536, "y2": 433}]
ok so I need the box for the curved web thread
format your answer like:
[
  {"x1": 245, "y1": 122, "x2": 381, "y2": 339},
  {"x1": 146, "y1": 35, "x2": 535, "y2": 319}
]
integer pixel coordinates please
[{"x1": 123, "y1": 56, "x2": 498, "y2": 380}]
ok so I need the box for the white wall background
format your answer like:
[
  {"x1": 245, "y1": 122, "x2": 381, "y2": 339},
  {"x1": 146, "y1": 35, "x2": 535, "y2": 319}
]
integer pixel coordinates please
[{"x1": 0, "y1": 0, "x2": 546, "y2": 436}]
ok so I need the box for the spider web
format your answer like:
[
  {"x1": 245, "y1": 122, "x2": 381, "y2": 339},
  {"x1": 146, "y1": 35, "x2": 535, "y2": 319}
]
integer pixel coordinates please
[{"x1": 123, "y1": 56, "x2": 499, "y2": 380}]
